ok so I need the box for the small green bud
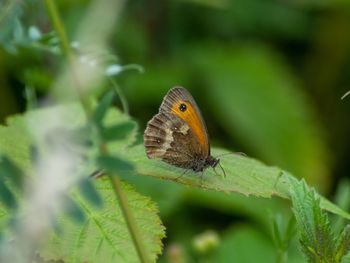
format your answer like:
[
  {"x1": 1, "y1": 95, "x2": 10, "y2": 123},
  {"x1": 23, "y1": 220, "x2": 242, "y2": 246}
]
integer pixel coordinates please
[{"x1": 193, "y1": 230, "x2": 220, "y2": 254}]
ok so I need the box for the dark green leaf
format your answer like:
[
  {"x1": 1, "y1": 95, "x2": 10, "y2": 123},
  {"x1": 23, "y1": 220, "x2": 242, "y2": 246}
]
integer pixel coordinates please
[
  {"x1": 96, "y1": 155, "x2": 134, "y2": 175},
  {"x1": 63, "y1": 195, "x2": 86, "y2": 223},
  {"x1": 38, "y1": 31, "x2": 59, "y2": 45},
  {"x1": 101, "y1": 121, "x2": 137, "y2": 142},
  {"x1": 289, "y1": 178, "x2": 335, "y2": 262},
  {"x1": 335, "y1": 225, "x2": 350, "y2": 262},
  {"x1": 0, "y1": 156, "x2": 23, "y2": 188},
  {"x1": 0, "y1": 181, "x2": 17, "y2": 210},
  {"x1": 92, "y1": 90, "x2": 115, "y2": 125},
  {"x1": 78, "y1": 178, "x2": 103, "y2": 208}
]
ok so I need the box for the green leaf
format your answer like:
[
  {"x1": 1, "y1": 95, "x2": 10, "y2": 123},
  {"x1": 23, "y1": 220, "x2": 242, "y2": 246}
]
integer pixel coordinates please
[
  {"x1": 271, "y1": 214, "x2": 296, "y2": 253},
  {"x1": 78, "y1": 178, "x2": 103, "y2": 208},
  {"x1": 101, "y1": 121, "x2": 137, "y2": 142},
  {"x1": 0, "y1": 113, "x2": 33, "y2": 170},
  {"x1": 63, "y1": 194, "x2": 86, "y2": 223},
  {"x1": 0, "y1": 156, "x2": 24, "y2": 189},
  {"x1": 124, "y1": 144, "x2": 350, "y2": 220},
  {"x1": 288, "y1": 178, "x2": 336, "y2": 262},
  {"x1": 127, "y1": 145, "x2": 288, "y2": 198},
  {"x1": 97, "y1": 155, "x2": 135, "y2": 175},
  {"x1": 0, "y1": 103, "x2": 164, "y2": 262},
  {"x1": 333, "y1": 180, "x2": 350, "y2": 234},
  {"x1": 335, "y1": 225, "x2": 350, "y2": 262},
  {"x1": 0, "y1": 103, "x2": 137, "y2": 170},
  {"x1": 0, "y1": 181, "x2": 17, "y2": 210},
  {"x1": 92, "y1": 91, "x2": 115, "y2": 126},
  {"x1": 39, "y1": 177, "x2": 165, "y2": 263}
]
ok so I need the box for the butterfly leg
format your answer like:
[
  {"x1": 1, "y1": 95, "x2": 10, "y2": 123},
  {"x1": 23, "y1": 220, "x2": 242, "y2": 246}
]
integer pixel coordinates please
[
  {"x1": 213, "y1": 167, "x2": 219, "y2": 176},
  {"x1": 212, "y1": 163, "x2": 226, "y2": 178},
  {"x1": 174, "y1": 168, "x2": 190, "y2": 182},
  {"x1": 199, "y1": 171, "x2": 204, "y2": 187}
]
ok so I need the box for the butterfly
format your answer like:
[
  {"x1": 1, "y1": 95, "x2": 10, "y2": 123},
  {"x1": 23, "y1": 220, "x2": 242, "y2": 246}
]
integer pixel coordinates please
[{"x1": 144, "y1": 86, "x2": 223, "y2": 175}]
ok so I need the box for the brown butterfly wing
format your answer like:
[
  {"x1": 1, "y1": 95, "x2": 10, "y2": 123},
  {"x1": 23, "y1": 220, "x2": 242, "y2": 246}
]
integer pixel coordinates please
[
  {"x1": 158, "y1": 87, "x2": 210, "y2": 157},
  {"x1": 144, "y1": 111, "x2": 204, "y2": 169}
]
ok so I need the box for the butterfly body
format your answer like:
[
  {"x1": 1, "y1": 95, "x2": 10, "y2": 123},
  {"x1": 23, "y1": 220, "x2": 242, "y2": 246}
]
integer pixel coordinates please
[{"x1": 144, "y1": 87, "x2": 219, "y2": 173}]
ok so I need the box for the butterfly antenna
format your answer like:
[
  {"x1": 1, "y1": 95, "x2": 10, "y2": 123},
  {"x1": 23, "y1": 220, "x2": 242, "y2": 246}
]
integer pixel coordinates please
[
  {"x1": 215, "y1": 152, "x2": 246, "y2": 158},
  {"x1": 219, "y1": 162, "x2": 226, "y2": 178},
  {"x1": 200, "y1": 171, "x2": 204, "y2": 187}
]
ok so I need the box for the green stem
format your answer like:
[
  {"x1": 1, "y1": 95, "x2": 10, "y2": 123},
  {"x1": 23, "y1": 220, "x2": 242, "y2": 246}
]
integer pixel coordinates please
[
  {"x1": 44, "y1": 1, "x2": 149, "y2": 262},
  {"x1": 121, "y1": 64, "x2": 144, "y2": 73},
  {"x1": 109, "y1": 78, "x2": 129, "y2": 115},
  {"x1": 43, "y1": 0, "x2": 71, "y2": 59},
  {"x1": 44, "y1": 0, "x2": 91, "y2": 116},
  {"x1": 108, "y1": 175, "x2": 150, "y2": 262},
  {"x1": 276, "y1": 249, "x2": 287, "y2": 263}
]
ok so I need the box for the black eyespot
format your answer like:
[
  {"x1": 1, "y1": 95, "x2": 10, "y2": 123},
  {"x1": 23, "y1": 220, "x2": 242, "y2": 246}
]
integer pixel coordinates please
[{"x1": 179, "y1": 103, "x2": 187, "y2": 112}]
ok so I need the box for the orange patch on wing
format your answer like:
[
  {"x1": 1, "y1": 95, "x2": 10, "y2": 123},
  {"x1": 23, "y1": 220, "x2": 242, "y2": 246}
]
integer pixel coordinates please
[{"x1": 171, "y1": 101, "x2": 209, "y2": 154}]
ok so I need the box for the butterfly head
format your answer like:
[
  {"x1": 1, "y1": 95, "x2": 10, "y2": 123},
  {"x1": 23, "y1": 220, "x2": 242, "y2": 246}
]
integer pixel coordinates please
[
  {"x1": 191, "y1": 155, "x2": 219, "y2": 172},
  {"x1": 207, "y1": 155, "x2": 219, "y2": 168}
]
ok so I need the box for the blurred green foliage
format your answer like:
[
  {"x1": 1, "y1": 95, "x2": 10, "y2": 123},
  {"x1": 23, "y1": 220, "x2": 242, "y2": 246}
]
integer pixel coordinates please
[
  {"x1": 0, "y1": 102, "x2": 165, "y2": 262},
  {"x1": 1, "y1": 0, "x2": 350, "y2": 262}
]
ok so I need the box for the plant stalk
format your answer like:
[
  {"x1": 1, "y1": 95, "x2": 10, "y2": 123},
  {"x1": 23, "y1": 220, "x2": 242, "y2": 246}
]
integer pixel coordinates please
[
  {"x1": 44, "y1": 1, "x2": 150, "y2": 262},
  {"x1": 44, "y1": 0, "x2": 91, "y2": 116}
]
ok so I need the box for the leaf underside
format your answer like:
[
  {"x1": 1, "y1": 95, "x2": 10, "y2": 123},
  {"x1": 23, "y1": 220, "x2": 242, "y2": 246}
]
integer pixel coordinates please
[{"x1": 124, "y1": 145, "x2": 350, "y2": 220}]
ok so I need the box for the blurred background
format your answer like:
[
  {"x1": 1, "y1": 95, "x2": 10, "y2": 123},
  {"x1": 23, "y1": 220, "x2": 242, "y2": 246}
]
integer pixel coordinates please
[{"x1": 1, "y1": 0, "x2": 350, "y2": 262}]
